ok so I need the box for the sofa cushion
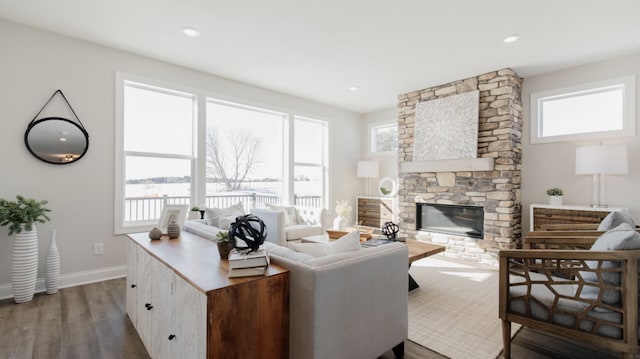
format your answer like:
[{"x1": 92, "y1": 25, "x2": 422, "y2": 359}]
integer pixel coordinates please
[
  {"x1": 329, "y1": 231, "x2": 361, "y2": 254},
  {"x1": 581, "y1": 223, "x2": 640, "y2": 304},
  {"x1": 217, "y1": 215, "x2": 237, "y2": 231},
  {"x1": 266, "y1": 204, "x2": 298, "y2": 226},
  {"x1": 287, "y1": 231, "x2": 361, "y2": 257},
  {"x1": 287, "y1": 242, "x2": 330, "y2": 257},
  {"x1": 296, "y1": 206, "x2": 322, "y2": 226},
  {"x1": 286, "y1": 224, "x2": 322, "y2": 240},
  {"x1": 266, "y1": 241, "x2": 316, "y2": 262},
  {"x1": 205, "y1": 202, "x2": 245, "y2": 227},
  {"x1": 598, "y1": 209, "x2": 636, "y2": 231}
]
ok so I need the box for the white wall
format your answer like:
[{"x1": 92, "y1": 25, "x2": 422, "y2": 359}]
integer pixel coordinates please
[
  {"x1": 521, "y1": 52, "x2": 640, "y2": 233},
  {"x1": 361, "y1": 108, "x2": 398, "y2": 196},
  {"x1": 0, "y1": 19, "x2": 362, "y2": 295}
]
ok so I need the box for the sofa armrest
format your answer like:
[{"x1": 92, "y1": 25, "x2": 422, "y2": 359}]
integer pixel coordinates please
[
  {"x1": 183, "y1": 220, "x2": 220, "y2": 241},
  {"x1": 250, "y1": 208, "x2": 286, "y2": 247}
]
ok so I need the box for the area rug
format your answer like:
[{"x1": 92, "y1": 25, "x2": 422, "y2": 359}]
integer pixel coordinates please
[{"x1": 408, "y1": 256, "x2": 520, "y2": 359}]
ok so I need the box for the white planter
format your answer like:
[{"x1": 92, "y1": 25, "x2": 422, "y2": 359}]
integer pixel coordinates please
[
  {"x1": 188, "y1": 211, "x2": 200, "y2": 220},
  {"x1": 12, "y1": 225, "x2": 39, "y2": 303},
  {"x1": 548, "y1": 195, "x2": 563, "y2": 206},
  {"x1": 45, "y1": 229, "x2": 60, "y2": 294}
]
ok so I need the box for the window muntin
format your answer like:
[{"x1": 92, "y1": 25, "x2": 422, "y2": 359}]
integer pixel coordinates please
[
  {"x1": 531, "y1": 75, "x2": 636, "y2": 144},
  {"x1": 370, "y1": 122, "x2": 398, "y2": 154}
]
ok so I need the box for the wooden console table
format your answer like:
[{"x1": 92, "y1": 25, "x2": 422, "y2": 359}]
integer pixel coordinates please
[
  {"x1": 529, "y1": 204, "x2": 625, "y2": 231},
  {"x1": 126, "y1": 232, "x2": 289, "y2": 358},
  {"x1": 356, "y1": 196, "x2": 396, "y2": 228}
]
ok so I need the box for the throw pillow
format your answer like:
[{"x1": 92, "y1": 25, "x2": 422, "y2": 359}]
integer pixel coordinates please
[
  {"x1": 580, "y1": 223, "x2": 640, "y2": 304},
  {"x1": 597, "y1": 209, "x2": 636, "y2": 231},
  {"x1": 287, "y1": 242, "x2": 330, "y2": 257},
  {"x1": 205, "y1": 202, "x2": 245, "y2": 227},
  {"x1": 217, "y1": 215, "x2": 238, "y2": 231},
  {"x1": 266, "y1": 204, "x2": 298, "y2": 226},
  {"x1": 329, "y1": 231, "x2": 361, "y2": 254}
]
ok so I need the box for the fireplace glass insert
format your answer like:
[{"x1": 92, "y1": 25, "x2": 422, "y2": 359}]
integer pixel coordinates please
[{"x1": 416, "y1": 203, "x2": 484, "y2": 239}]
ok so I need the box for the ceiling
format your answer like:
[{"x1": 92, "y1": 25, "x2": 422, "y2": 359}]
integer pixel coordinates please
[{"x1": 1, "y1": 0, "x2": 640, "y2": 114}]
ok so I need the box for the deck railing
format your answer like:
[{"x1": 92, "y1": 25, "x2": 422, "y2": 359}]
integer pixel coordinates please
[{"x1": 125, "y1": 193, "x2": 321, "y2": 222}]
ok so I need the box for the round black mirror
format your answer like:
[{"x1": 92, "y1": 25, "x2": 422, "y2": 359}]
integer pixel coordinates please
[{"x1": 24, "y1": 117, "x2": 89, "y2": 164}]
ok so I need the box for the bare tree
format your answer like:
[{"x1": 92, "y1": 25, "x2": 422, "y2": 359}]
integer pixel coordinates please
[{"x1": 206, "y1": 129, "x2": 261, "y2": 191}]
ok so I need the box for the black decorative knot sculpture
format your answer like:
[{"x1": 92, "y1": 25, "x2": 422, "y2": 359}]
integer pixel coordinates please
[
  {"x1": 229, "y1": 214, "x2": 267, "y2": 252},
  {"x1": 381, "y1": 221, "x2": 399, "y2": 239}
]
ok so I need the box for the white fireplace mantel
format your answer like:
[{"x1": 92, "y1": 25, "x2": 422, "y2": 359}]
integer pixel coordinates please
[{"x1": 399, "y1": 158, "x2": 494, "y2": 173}]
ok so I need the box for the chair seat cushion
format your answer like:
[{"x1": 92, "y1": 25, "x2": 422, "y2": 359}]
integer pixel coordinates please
[{"x1": 509, "y1": 272, "x2": 623, "y2": 339}]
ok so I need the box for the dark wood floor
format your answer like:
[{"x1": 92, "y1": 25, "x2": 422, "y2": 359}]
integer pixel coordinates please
[{"x1": 0, "y1": 278, "x2": 635, "y2": 359}]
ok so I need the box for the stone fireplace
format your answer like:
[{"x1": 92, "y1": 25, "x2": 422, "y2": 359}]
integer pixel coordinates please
[{"x1": 397, "y1": 69, "x2": 522, "y2": 266}]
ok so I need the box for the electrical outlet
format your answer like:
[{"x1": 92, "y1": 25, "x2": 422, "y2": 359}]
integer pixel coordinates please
[{"x1": 94, "y1": 242, "x2": 104, "y2": 255}]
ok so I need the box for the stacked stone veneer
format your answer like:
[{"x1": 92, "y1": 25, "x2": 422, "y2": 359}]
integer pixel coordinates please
[{"x1": 398, "y1": 68, "x2": 523, "y2": 266}]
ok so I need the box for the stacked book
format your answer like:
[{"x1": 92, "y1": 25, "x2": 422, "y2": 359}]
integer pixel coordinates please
[{"x1": 227, "y1": 247, "x2": 270, "y2": 278}]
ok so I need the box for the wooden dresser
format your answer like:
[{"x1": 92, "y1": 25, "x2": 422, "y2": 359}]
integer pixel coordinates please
[
  {"x1": 126, "y1": 232, "x2": 289, "y2": 359},
  {"x1": 356, "y1": 196, "x2": 396, "y2": 228},
  {"x1": 529, "y1": 204, "x2": 625, "y2": 231}
]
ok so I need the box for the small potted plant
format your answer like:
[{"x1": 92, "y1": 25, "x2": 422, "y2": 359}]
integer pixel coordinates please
[
  {"x1": 216, "y1": 230, "x2": 233, "y2": 259},
  {"x1": 546, "y1": 187, "x2": 563, "y2": 206},
  {"x1": 188, "y1": 206, "x2": 201, "y2": 220}
]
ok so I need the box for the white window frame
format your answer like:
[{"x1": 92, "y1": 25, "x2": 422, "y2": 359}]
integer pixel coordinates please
[
  {"x1": 115, "y1": 72, "x2": 333, "y2": 233},
  {"x1": 115, "y1": 73, "x2": 198, "y2": 234},
  {"x1": 369, "y1": 121, "x2": 398, "y2": 155},
  {"x1": 530, "y1": 75, "x2": 636, "y2": 144},
  {"x1": 292, "y1": 116, "x2": 329, "y2": 208}
]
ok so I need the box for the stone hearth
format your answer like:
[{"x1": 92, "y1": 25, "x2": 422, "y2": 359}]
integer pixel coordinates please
[{"x1": 397, "y1": 69, "x2": 522, "y2": 266}]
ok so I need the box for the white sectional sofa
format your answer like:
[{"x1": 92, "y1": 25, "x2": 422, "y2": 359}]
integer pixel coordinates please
[{"x1": 183, "y1": 218, "x2": 409, "y2": 359}]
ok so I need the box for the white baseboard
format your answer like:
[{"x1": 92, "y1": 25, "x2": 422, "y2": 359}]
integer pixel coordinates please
[{"x1": 0, "y1": 265, "x2": 127, "y2": 300}]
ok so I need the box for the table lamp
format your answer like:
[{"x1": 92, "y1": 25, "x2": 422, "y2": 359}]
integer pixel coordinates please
[
  {"x1": 575, "y1": 144, "x2": 628, "y2": 208},
  {"x1": 357, "y1": 161, "x2": 379, "y2": 196}
]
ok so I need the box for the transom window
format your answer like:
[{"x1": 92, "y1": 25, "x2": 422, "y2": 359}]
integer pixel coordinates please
[
  {"x1": 369, "y1": 122, "x2": 398, "y2": 154},
  {"x1": 530, "y1": 75, "x2": 636, "y2": 144}
]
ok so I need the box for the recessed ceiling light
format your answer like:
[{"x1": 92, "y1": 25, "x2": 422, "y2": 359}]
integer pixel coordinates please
[
  {"x1": 348, "y1": 86, "x2": 359, "y2": 92},
  {"x1": 181, "y1": 27, "x2": 200, "y2": 37},
  {"x1": 503, "y1": 34, "x2": 520, "y2": 43}
]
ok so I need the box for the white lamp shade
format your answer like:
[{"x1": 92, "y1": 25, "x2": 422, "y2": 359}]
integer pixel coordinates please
[
  {"x1": 357, "y1": 161, "x2": 379, "y2": 178},
  {"x1": 575, "y1": 144, "x2": 628, "y2": 175}
]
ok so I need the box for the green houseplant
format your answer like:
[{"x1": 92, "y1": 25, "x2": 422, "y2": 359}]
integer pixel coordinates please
[
  {"x1": 216, "y1": 230, "x2": 233, "y2": 259},
  {"x1": 0, "y1": 195, "x2": 51, "y2": 303},
  {"x1": 545, "y1": 187, "x2": 563, "y2": 197},
  {"x1": 0, "y1": 195, "x2": 51, "y2": 235}
]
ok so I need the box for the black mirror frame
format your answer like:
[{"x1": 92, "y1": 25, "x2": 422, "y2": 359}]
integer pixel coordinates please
[{"x1": 24, "y1": 116, "x2": 90, "y2": 165}]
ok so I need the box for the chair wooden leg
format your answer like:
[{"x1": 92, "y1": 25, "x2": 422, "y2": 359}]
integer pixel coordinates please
[
  {"x1": 502, "y1": 320, "x2": 511, "y2": 359},
  {"x1": 392, "y1": 341, "x2": 404, "y2": 359}
]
